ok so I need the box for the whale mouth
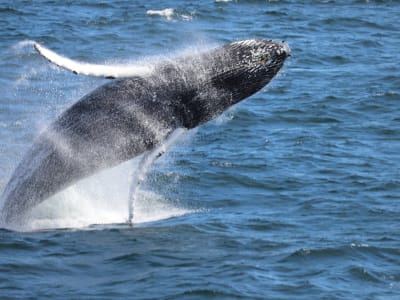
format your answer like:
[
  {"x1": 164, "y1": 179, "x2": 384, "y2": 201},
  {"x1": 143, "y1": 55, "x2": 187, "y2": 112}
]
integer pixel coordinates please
[
  {"x1": 279, "y1": 41, "x2": 291, "y2": 57},
  {"x1": 212, "y1": 39, "x2": 290, "y2": 102},
  {"x1": 266, "y1": 40, "x2": 291, "y2": 59},
  {"x1": 229, "y1": 39, "x2": 291, "y2": 67}
]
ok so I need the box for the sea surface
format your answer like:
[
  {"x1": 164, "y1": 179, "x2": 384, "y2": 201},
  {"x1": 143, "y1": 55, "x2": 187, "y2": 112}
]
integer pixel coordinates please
[{"x1": 0, "y1": 0, "x2": 399, "y2": 299}]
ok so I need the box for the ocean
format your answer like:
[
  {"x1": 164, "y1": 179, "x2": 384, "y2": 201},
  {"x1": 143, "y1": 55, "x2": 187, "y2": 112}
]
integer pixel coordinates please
[{"x1": 0, "y1": 0, "x2": 399, "y2": 299}]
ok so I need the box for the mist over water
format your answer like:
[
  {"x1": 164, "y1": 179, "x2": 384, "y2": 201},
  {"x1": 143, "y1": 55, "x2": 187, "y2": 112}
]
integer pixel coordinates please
[
  {"x1": 1, "y1": 1, "x2": 400, "y2": 299},
  {"x1": 8, "y1": 150, "x2": 195, "y2": 232}
]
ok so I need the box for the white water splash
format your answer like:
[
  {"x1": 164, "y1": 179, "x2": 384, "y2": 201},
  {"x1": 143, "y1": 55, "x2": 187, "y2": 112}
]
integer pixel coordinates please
[
  {"x1": 4, "y1": 129, "x2": 192, "y2": 232},
  {"x1": 146, "y1": 8, "x2": 175, "y2": 21},
  {"x1": 12, "y1": 40, "x2": 36, "y2": 51},
  {"x1": 10, "y1": 40, "x2": 46, "y2": 85},
  {"x1": 146, "y1": 8, "x2": 192, "y2": 21},
  {"x1": 9, "y1": 152, "x2": 194, "y2": 232}
]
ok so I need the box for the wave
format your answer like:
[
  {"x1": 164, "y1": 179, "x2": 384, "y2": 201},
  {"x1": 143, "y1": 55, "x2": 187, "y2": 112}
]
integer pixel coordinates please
[
  {"x1": 147, "y1": 8, "x2": 175, "y2": 20},
  {"x1": 146, "y1": 8, "x2": 193, "y2": 21}
]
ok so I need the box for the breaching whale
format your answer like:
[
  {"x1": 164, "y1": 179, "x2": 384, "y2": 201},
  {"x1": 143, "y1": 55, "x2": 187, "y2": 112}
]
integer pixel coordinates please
[{"x1": 0, "y1": 39, "x2": 290, "y2": 224}]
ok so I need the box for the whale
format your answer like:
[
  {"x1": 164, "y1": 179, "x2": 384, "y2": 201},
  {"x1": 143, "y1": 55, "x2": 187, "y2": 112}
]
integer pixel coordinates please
[{"x1": 0, "y1": 39, "x2": 290, "y2": 224}]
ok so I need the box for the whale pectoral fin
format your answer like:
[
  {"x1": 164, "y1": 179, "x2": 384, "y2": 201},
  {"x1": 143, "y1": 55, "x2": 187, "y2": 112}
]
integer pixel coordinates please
[
  {"x1": 128, "y1": 128, "x2": 187, "y2": 224},
  {"x1": 33, "y1": 42, "x2": 152, "y2": 79}
]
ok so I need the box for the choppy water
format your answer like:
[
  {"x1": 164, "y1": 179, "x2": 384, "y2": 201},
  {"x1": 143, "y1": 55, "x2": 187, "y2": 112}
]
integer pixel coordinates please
[{"x1": 1, "y1": 0, "x2": 399, "y2": 299}]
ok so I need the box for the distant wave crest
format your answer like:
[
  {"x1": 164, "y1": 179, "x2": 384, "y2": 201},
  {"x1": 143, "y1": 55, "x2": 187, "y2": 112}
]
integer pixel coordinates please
[{"x1": 146, "y1": 8, "x2": 192, "y2": 21}]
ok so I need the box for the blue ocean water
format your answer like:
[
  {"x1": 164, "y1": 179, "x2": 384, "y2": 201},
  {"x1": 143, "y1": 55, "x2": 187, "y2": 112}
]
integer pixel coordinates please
[{"x1": 0, "y1": 0, "x2": 399, "y2": 299}]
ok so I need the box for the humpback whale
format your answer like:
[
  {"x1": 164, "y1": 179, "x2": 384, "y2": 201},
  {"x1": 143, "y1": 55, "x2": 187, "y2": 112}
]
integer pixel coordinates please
[{"x1": 0, "y1": 39, "x2": 290, "y2": 224}]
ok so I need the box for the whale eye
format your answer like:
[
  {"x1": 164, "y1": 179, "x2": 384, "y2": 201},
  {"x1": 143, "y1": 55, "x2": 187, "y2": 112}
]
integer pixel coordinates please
[{"x1": 259, "y1": 53, "x2": 269, "y2": 65}]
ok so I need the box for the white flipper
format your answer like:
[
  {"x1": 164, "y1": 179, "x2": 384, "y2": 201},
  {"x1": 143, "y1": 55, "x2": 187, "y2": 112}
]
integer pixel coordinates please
[
  {"x1": 128, "y1": 128, "x2": 187, "y2": 225},
  {"x1": 34, "y1": 43, "x2": 152, "y2": 79}
]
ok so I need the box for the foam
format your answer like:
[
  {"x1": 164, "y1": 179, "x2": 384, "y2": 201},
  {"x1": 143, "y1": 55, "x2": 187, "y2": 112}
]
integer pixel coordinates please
[
  {"x1": 9, "y1": 156, "x2": 194, "y2": 232},
  {"x1": 12, "y1": 40, "x2": 36, "y2": 51},
  {"x1": 146, "y1": 8, "x2": 192, "y2": 21},
  {"x1": 146, "y1": 8, "x2": 175, "y2": 21}
]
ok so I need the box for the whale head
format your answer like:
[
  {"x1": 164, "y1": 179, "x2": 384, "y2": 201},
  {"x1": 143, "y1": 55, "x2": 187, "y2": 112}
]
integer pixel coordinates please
[
  {"x1": 180, "y1": 39, "x2": 290, "y2": 127},
  {"x1": 213, "y1": 39, "x2": 290, "y2": 102}
]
